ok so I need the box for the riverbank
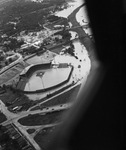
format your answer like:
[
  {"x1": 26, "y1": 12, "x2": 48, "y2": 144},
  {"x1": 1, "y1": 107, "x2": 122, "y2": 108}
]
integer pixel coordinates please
[{"x1": 68, "y1": 4, "x2": 96, "y2": 63}]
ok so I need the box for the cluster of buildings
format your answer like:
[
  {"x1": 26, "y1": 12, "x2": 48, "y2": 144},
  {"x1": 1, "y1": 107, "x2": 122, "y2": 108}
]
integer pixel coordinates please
[
  {"x1": 0, "y1": 124, "x2": 35, "y2": 150},
  {"x1": 15, "y1": 27, "x2": 63, "y2": 56},
  {"x1": 0, "y1": 50, "x2": 20, "y2": 69},
  {"x1": 18, "y1": 28, "x2": 61, "y2": 46}
]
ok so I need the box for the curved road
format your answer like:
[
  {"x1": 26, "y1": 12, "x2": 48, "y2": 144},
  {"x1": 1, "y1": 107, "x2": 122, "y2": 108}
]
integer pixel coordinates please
[{"x1": 68, "y1": 3, "x2": 96, "y2": 64}]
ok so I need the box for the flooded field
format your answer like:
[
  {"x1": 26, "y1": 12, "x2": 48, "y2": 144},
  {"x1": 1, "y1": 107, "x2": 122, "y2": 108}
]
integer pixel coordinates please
[{"x1": 55, "y1": 0, "x2": 84, "y2": 18}]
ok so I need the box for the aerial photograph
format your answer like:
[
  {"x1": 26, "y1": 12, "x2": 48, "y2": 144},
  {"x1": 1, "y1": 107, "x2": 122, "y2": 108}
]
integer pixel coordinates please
[{"x1": 0, "y1": 0, "x2": 95, "y2": 149}]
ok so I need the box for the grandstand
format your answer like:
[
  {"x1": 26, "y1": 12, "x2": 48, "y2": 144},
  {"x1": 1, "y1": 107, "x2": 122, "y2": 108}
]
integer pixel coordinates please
[{"x1": 16, "y1": 63, "x2": 73, "y2": 93}]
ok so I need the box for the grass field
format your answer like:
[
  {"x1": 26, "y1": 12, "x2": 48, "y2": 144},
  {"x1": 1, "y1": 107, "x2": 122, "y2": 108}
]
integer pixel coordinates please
[
  {"x1": 18, "y1": 110, "x2": 66, "y2": 126},
  {"x1": 0, "y1": 111, "x2": 7, "y2": 124},
  {"x1": 27, "y1": 128, "x2": 36, "y2": 134},
  {"x1": 34, "y1": 126, "x2": 57, "y2": 150},
  {"x1": 31, "y1": 84, "x2": 81, "y2": 111},
  {"x1": 0, "y1": 89, "x2": 35, "y2": 112}
]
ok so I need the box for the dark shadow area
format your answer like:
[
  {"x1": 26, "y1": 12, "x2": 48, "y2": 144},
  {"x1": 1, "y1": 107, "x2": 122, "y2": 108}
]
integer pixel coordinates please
[{"x1": 47, "y1": 0, "x2": 123, "y2": 150}]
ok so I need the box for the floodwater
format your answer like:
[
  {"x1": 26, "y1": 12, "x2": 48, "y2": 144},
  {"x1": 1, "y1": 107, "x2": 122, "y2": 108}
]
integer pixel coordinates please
[
  {"x1": 76, "y1": 5, "x2": 89, "y2": 26},
  {"x1": 54, "y1": 0, "x2": 91, "y2": 78},
  {"x1": 76, "y1": 5, "x2": 92, "y2": 36},
  {"x1": 69, "y1": 31, "x2": 78, "y2": 40},
  {"x1": 52, "y1": 40, "x2": 91, "y2": 78},
  {"x1": 55, "y1": 0, "x2": 92, "y2": 36},
  {"x1": 55, "y1": 0, "x2": 85, "y2": 18}
]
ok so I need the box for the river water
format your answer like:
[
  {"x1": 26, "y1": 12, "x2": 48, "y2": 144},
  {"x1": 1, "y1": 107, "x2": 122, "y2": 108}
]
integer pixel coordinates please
[
  {"x1": 55, "y1": 0, "x2": 85, "y2": 18},
  {"x1": 54, "y1": 0, "x2": 91, "y2": 80}
]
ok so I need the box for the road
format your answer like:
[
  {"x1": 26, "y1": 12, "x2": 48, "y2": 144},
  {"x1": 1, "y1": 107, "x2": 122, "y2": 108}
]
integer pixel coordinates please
[
  {"x1": 68, "y1": 4, "x2": 96, "y2": 62},
  {"x1": 0, "y1": 3, "x2": 95, "y2": 150}
]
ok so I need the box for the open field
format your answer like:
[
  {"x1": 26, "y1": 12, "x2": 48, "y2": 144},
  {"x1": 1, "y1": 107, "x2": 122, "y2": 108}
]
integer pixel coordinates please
[
  {"x1": 49, "y1": 45, "x2": 64, "y2": 54},
  {"x1": 31, "y1": 84, "x2": 81, "y2": 111},
  {"x1": 18, "y1": 110, "x2": 66, "y2": 126},
  {"x1": 0, "y1": 89, "x2": 35, "y2": 112},
  {"x1": 0, "y1": 81, "x2": 78, "y2": 113},
  {"x1": 49, "y1": 42, "x2": 72, "y2": 54},
  {"x1": 34, "y1": 126, "x2": 57, "y2": 150}
]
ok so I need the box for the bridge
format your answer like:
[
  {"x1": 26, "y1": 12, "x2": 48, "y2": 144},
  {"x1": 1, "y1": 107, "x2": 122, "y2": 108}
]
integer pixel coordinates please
[{"x1": 67, "y1": 24, "x2": 90, "y2": 31}]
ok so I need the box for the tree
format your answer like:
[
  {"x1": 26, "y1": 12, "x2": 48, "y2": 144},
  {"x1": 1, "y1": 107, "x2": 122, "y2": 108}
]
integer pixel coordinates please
[
  {"x1": 0, "y1": 133, "x2": 10, "y2": 145},
  {"x1": 9, "y1": 58, "x2": 13, "y2": 63},
  {"x1": 0, "y1": 64, "x2": 2, "y2": 69},
  {"x1": 55, "y1": 37, "x2": 59, "y2": 42},
  {"x1": 0, "y1": 56, "x2": 5, "y2": 62},
  {"x1": 62, "y1": 31, "x2": 71, "y2": 40},
  {"x1": 5, "y1": 61, "x2": 8, "y2": 66}
]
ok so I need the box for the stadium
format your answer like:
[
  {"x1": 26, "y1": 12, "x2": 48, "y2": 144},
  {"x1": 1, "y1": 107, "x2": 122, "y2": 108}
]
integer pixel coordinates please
[{"x1": 16, "y1": 62, "x2": 73, "y2": 94}]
